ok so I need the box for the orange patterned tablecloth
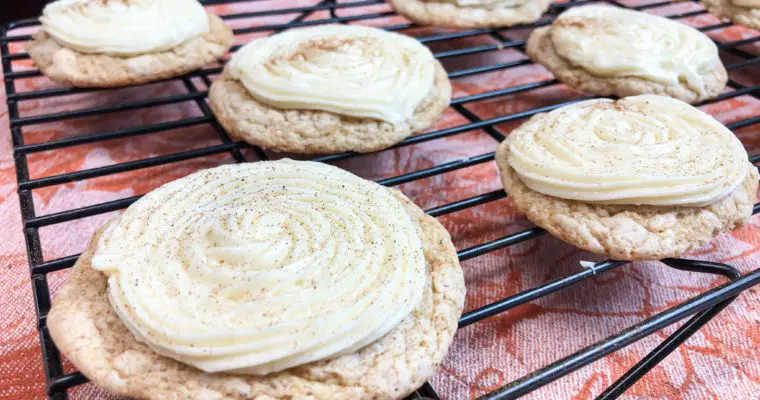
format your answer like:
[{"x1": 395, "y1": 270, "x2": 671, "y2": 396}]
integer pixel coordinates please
[{"x1": 2, "y1": 1, "x2": 760, "y2": 399}]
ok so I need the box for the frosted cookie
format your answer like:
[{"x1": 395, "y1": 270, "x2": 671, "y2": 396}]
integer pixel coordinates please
[
  {"x1": 702, "y1": 0, "x2": 760, "y2": 30},
  {"x1": 388, "y1": 0, "x2": 552, "y2": 28},
  {"x1": 26, "y1": 0, "x2": 233, "y2": 88},
  {"x1": 208, "y1": 25, "x2": 451, "y2": 154},
  {"x1": 527, "y1": 5, "x2": 727, "y2": 104},
  {"x1": 496, "y1": 95, "x2": 758, "y2": 261},
  {"x1": 47, "y1": 160, "x2": 465, "y2": 399}
]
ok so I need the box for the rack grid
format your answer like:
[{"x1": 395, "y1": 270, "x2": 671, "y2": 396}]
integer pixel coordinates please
[{"x1": 3, "y1": 0, "x2": 760, "y2": 399}]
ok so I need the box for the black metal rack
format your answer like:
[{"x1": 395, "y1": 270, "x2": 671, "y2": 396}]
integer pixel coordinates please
[{"x1": 3, "y1": 0, "x2": 759, "y2": 399}]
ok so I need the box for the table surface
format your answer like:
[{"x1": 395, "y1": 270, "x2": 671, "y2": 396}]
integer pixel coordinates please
[{"x1": 1, "y1": 1, "x2": 760, "y2": 399}]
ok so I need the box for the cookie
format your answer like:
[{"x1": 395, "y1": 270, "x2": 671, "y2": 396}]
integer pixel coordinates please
[
  {"x1": 702, "y1": 0, "x2": 760, "y2": 30},
  {"x1": 527, "y1": 5, "x2": 727, "y2": 104},
  {"x1": 388, "y1": 0, "x2": 552, "y2": 28},
  {"x1": 27, "y1": 0, "x2": 233, "y2": 88},
  {"x1": 208, "y1": 25, "x2": 451, "y2": 154},
  {"x1": 48, "y1": 160, "x2": 466, "y2": 399},
  {"x1": 496, "y1": 96, "x2": 758, "y2": 261}
]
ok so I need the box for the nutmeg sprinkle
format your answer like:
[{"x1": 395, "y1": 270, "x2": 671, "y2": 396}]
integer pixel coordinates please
[
  {"x1": 506, "y1": 95, "x2": 748, "y2": 206},
  {"x1": 90, "y1": 159, "x2": 428, "y2": 375}
]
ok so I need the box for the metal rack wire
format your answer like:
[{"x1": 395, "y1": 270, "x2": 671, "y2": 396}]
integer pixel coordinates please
[{"x1": 2, "y1": 0, "x2": 759, "y2": 399}]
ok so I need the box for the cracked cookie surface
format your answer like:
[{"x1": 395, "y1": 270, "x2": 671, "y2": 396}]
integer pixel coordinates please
[
  {"x1": 26, "y1": 13, "x2": 232, "y2": 88},
  {"x1": 48, "y1": 189, "x2": 465, "y2": 400},
  {"x1": 496, "y1": 119, "x2": 758, "y2": 261},
  {"x1": 702, "y1": 0, "x2": 760, "y2": 30},
  {"x1": 527, "y1": 26, "x2": 727, "y2": 104},
  {"x1": 388, "y1": 0, "x2": 552, "y2": 28},
  {"x1": 208, "y1": 62, "x2": 451, "y2": 154}
]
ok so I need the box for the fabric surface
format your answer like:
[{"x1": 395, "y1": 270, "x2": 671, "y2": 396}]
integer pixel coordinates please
[{"x1": 1, "y1": 1, "x2": 759, "y2": 399}]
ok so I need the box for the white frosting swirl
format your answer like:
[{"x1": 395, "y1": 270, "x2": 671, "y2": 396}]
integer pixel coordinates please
[
  {"x1": 550, "y1": 5, "x2": 719, "y2": 95},
  {"x1": 506, "y1": 95, "x2": 748, "y2": 206},
  {"x1": 40, "y1": 0, "x2": 209, "y2": 55},
  {"x1": 428, "y1": 0, "x2": 529, "y2": 8},
  {"x1": 91, "y1": 160, "x2": 427, "y2": 374},
  {"x1": 228, "y1": 25, "x2": 436, "y2": 124}
]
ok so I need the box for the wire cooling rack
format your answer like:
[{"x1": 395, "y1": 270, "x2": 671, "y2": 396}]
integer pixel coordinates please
[{"x1": 2, "y1": 0, "x2": 760, "y2": 399}]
